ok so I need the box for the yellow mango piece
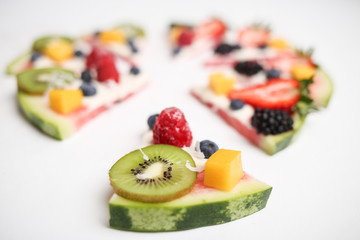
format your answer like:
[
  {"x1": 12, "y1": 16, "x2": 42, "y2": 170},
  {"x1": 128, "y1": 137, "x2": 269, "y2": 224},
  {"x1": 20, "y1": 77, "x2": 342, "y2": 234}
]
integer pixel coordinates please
[
  {"x1": 204, "y1": 149, "x2": 244, "y2": 191},
  {"x1": 291, "y1": 65, "x2": 316, "y2": 80},
  {"x1": 49, "y1": 89, "x2": 83, "y2": 115},
  {"x1": 44, "y1": 39, "x2": 73, "y2": 62},
  {"x1": 99, "y1": 30, "x2": 126, "y2": 44},
  {"x1": 268, "y1": 38, "x2": 289, "y2": 49},
  {"x1": 209, "y1": 73, "x2": 235, "y2": 95}
]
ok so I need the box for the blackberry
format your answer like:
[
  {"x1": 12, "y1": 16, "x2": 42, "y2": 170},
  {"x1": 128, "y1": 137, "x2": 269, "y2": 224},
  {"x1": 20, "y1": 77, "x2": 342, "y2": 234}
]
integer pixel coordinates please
[
  {"x1": 234, "y1": 61, "x2": 263, "y2": 76},
  {"x1": 127, "y1": 39, "x2": 138, "y2": 53},
  {"x1": 199, "y1": 140, "x2": 219, "y2": 159},
  {"x1": 251, "y1": 108, "x2": 294, "y2": 135},
  {"x1": 214, "y1": 43, "x2": 234, "y2": 55}
]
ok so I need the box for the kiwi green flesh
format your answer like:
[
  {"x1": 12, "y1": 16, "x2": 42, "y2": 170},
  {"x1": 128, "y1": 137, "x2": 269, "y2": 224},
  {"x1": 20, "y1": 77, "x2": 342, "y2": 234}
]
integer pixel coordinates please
[
  {"x1": 32, "y1": 36, "x2": 73, "y2": 52},
  {"x1": 17, "y1": 68, "x2": 76, "y2": 95},
  {"x1": 109, "y1": 144, "x2": 197, "y2": 203},
  {"x1": 115, "y1": 24, "x2": 145, "y2": 38}
]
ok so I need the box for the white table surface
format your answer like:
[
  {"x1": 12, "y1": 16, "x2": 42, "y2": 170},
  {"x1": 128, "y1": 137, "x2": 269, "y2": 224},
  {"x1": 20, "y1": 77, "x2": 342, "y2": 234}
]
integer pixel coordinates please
[{"x1": 1, "y1": 0, "x2": 359, "y2": 239}]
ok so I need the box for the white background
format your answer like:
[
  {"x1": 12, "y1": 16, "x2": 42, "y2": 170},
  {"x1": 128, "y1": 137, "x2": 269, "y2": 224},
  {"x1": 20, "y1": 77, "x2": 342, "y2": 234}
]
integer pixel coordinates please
[{"x1": 0, "y1": 0, "x2": 360, "y2": 239}]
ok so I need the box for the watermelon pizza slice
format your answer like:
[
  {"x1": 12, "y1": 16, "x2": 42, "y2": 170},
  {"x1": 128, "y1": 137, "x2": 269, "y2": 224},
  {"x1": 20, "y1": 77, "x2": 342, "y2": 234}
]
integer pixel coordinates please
[
  {"x1": 191, "y1": 23, "x2": 333, "y2": 155},
  {"x1": 7, "y1": 24, "x2": 149, "y2": 140}
]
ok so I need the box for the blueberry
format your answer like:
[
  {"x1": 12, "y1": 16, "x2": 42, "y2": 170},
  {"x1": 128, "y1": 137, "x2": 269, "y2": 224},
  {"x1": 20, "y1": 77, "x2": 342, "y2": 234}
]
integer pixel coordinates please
[
  {"x1": 80, "y1": 83, "x2": 96, "y2": 96},
  {"x1": 127, "y1": 39, "x2": 138, "y2": 53},
  {"x1": 258, "y1": 44, "x2": 267, "y2": 49},
  {"x1": 30, "y1": 52, "x2": 41, "y2": 62},
  {"x1": 230, "y1": 99, "x2": 245, "y2": 110},
  {"x1": 81, "y1": 70, "x2": 92, "y2": 83},
  {"x1": 200, "y1": 140, "x2": 219, "y2": 159},
  {"x1": 266, "y1": 69, "x2": 281, "y2": 79},
  {"x1": 74, "y1": 50, "x2": 84, "y2": 57},
  {"x1": 130, "y1": 66, "x2": 140, "y2": 75},
  {"x1": 173, "y1": 46, "x2": 181, "y2": 55},
  {"x1": 147, "y1": 114, "x2": 159, "y2": 130}
]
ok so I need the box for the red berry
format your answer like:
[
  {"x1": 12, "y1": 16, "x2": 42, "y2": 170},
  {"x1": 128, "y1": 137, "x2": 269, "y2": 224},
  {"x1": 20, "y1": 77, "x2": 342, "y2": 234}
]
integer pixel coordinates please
[
  {"x1": 86, "y1": 46, "x2": 120, "y2": 83},
  {"x1": 228, "y1": 79, "x2": 300, "y2": 111},
  {"x1": 178, "y1": 29, "x2": 195, "y2": 46},
  {"x1": 237, "y1": 27, "x2": 270, "y2": 47},
  {"x1": 197, "y1": 19, "x2": 226, "y2": 39},
  {"x1": 153, "y1": 107, "x2": 193, "y2": 148}
]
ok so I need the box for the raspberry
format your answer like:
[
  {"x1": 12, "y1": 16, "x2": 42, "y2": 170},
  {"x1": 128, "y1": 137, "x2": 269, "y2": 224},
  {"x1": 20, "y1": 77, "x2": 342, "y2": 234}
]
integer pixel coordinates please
[
  {"x1": 178, "y1": 29, "x2": 194, "y2": 46},
  {"x1": 153, "y1": 107, "x2": 193, "y2": 148},
  {"x1": 86, "y1": 46, "x2": 120, "y2": 83}
]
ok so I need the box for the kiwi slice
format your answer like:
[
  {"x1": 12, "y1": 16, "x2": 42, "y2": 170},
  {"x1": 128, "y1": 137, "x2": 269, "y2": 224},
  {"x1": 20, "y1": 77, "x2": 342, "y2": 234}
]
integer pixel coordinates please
[
  {"x1": 115, "y1": 24, "x2": 145, "y2": 38},
  {"x1": 32, "y1": 36, "x2": 73, "y2": 52},
  {"x1": 17, "y1": 68, "x2": 76, "y2": 95},
  {"x1": 109, "y1": 144, "x2": 197, "y2": 203}
]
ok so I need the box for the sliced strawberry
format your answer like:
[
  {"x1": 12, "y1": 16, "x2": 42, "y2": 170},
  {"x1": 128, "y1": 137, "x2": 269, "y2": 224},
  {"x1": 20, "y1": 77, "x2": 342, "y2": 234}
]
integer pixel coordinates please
[
  {"x1": 237, "y1": 27, "x2": 270, "y2": 47},
  {"x1": 228, "y1": 79, "x2": 300, "y2": 111},
  {"x1": 196, "y1": 19, "x2": 226, "y2": 39}
]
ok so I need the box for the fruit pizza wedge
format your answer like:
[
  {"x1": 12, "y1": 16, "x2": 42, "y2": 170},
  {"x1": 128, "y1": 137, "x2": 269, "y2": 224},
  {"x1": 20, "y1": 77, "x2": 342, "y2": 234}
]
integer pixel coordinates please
[
  {"x1": 6, "y1": 24, "x2": 146, "y2": 75},
  {"x1": 8, "y1": 25, "x2": 148, "y2": 140},
  {"x1": 108, "y1": 107, "x2": 272, "y2": 232},
  {"x1": 168, "y1": 18, "x2": 227, "y2": 59},
  {"x1": 191, "y1": 23, "x2": 333, "y2": 155}
]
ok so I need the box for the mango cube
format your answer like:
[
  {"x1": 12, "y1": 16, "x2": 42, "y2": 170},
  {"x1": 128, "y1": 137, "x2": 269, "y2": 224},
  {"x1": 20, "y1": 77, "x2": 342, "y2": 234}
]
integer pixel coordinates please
[
  {"x1": 99, "y1": 30, "x2": 126, "y2": 44},
  {"x1": 291, "y1": 65, "x2": 316, "y2": 80},
  {"x1": 169, "y1": 26, "x2": 185, "y2": 44},
  {"x1": 209, "y1": 73, "x2": 236, "y2": 95},
  {"x1": 204, "y1": 149, "x2": 244, "y2": 191},
  {"x1": 268, "y1": 38, "x2": 289, "y2": 49},
  {"x1": 49, "y1": 89, "x2": 83, "y2": 115},
  {"x1": 44, "y1": 39, "x2": 73, "y2": 62}
]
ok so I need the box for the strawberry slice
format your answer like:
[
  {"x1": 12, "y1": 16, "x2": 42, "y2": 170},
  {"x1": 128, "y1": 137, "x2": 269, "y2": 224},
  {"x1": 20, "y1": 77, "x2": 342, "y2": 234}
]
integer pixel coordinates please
[
  {"x1": 228, "y1": 79, "x2": 300, "y2": 111},
  {"x1": 237, "y1": 26, "x2": 270, "y2": 47},
  {"x1": 196, "y1": 19, "x2": 226, "y2": 39}
]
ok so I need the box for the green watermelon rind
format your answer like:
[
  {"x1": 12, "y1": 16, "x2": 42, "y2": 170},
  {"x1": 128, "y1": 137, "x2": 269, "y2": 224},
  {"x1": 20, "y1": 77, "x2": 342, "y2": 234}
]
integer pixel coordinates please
[
  {"x1": 6, "y1": 52, "x2": 31, "y2": 75},
  {"x1": 311, "y1": 67, "x2": 333, "y2": 108},
  {"x1": 18, "y1": 92, "x2": 74, "y2": 140},
  {"x1": 109, "y1": 175, "x2": 272, "y2": 232}
]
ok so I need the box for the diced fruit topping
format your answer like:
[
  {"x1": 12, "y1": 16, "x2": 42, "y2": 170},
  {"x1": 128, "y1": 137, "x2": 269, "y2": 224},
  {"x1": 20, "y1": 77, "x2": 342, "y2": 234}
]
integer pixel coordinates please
[
  {"x1": 196, "y1": 19, "x2": 226, "y2": 39},
  {"x1": 109, "y1": 144, "x2": 197, "y2": 203},
  {"x1": 199, "y1": 140, "x2": 219, "y2": 159},
  {"x1": 234, "y1": 61, "x2": 263, "y2": 76},
  {"x1": 129, "y1": 66, "x2": 140, "y2": 75},
  {"x1": 169, "y1": 26, "x2": 185, "y2": 44},
  {"x1": 43, "y1": 39, "x2": 73, "y2": 62},
  {"x1": 237, "y1": 25, "x2": 270, "y2": 47},
  {"x1": 230, "y1": 99, "x2": 245, "y2": 110},
  {"x1": 266, "y1": 69, "x2": 281, "y2": 79},
  {"x1": 86, "y1": 47, "x2": 120, "y2": 83},
  {"x1": 268, "y1": 38, "x2": 289, "y2": 49},
  {"x1": 81, "y1": 69, "x2": 92, "y2": 83},
  {"x1": 99, "y1": 29, "x2": 126, "y2": 44},
  {"x1": 204, "y1": 149, "x2": 244, "y2": 191},
  {"x1": 291, "y1": 65, "x2": 316, "y2": 80},
  {"x1": 214, "y1": 43, "x2": 239, "y2": 55},
  {"x1": 147, "y1": 114, "x2": 159, "y2": 130},
  {"x1": 178, "y1": 28, "x2": 195, "y2": 46},
  {"x1": 153, "y1": 107, "x2": 193, "y2": 148},
  {"x1": 251, "y1": 108, "x2": 294, "y2": 135},
  {"x1": 30, "y1": 52, "x2": 41, "y2": 62},
  {"x1": 228, "y1": 78, "x2": 300, "y2": 111},
  {"x1": 49, "y1": 89, "x2": 83, "y2": 114},
  {"x1": 209, "y1": 73, "x2": 236, "y2": 95},
  {"x1": 80, "y1": 83, "x2": 97, "y2": 97}
]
